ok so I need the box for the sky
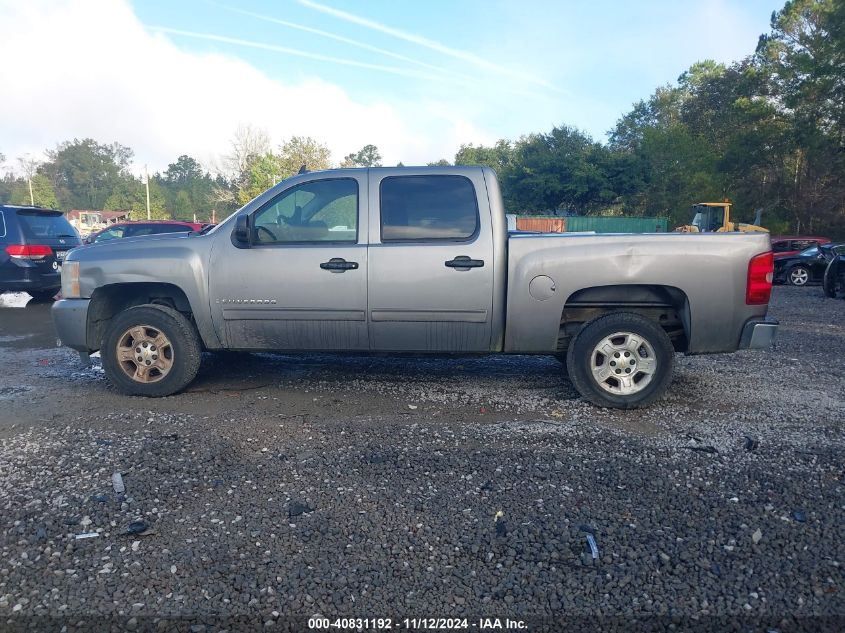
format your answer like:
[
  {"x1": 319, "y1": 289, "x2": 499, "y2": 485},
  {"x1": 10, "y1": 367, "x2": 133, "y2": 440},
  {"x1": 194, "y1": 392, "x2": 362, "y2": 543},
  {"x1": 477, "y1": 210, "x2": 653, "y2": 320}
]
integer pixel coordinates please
[{"x1": 0, "y1": 0, "x2": 780, "y2": 176}]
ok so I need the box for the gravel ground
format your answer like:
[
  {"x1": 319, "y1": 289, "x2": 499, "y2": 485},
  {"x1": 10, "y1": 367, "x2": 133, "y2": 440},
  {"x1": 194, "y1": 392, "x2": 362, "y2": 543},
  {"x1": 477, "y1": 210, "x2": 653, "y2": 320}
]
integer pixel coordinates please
[{"x1": 0, "y1": 286, "x2": 842, "y2": 632}]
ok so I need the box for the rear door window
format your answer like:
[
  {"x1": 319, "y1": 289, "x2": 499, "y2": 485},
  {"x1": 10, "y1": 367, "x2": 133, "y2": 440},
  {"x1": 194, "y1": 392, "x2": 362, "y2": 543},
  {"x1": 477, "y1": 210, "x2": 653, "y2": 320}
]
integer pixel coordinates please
[
  {"x1": 772, "y1": 240, "x2": 792, "y2": 253},
  {"x1": 16, "y1": 210, "x2": 77, "y2": 240},
  {"x1": 124, "y1": 225, "x2": 157, "y2": 237},
  {"x1": 380, "y1": 175, "x2": 479, "y2": 242},
  {"x1": 151, "y1": 224, "x2": 192, "y2": 234}
]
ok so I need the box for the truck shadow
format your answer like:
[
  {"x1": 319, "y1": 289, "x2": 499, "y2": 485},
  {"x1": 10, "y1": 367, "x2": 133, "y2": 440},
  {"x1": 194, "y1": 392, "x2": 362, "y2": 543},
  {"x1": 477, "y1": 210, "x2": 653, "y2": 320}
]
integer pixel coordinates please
[{"x1": 190, "y1": 350, "x2": 580, "y2": 404}]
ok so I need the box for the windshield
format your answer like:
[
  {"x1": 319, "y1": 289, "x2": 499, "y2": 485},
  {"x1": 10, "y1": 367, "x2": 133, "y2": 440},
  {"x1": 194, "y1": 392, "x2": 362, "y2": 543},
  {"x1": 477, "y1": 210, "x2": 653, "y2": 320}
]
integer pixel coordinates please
[
  {"x1": 799, "y1": 246, "x2": 819, "y2": 257},
  {"x1": 690, "y1": 205, "x2": 724, "y2": 232},
  {"x1": 16, "y1": 210, "x2": 79, "y2": 240},
  {"x1": 691, "y1": 211, "x2": 703, "y2": 230}
]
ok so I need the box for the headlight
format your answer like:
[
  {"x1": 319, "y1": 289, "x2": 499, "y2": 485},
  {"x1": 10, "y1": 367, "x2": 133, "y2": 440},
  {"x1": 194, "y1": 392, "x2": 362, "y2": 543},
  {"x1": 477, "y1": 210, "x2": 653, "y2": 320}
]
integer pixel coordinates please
[{"x1": 61, "y1": 261, "x2": 81, "y2": 298}]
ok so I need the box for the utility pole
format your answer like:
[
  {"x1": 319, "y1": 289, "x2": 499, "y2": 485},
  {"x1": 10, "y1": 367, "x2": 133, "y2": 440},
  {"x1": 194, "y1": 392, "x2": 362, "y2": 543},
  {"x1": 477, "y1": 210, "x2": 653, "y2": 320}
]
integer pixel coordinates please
[
  {"x1": 144, "y1": 165, "x2": 151, "y2": 220},
  {"x1": 19, "y1": 154, "x2": 37, "y2": 206}
]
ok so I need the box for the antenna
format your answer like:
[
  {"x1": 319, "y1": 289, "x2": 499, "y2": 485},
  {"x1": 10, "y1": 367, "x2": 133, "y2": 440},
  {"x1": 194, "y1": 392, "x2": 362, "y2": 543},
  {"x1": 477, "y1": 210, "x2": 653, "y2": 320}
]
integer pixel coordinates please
[{"x1": 298, "y1": 164, "x2": 308, "y2": 174}]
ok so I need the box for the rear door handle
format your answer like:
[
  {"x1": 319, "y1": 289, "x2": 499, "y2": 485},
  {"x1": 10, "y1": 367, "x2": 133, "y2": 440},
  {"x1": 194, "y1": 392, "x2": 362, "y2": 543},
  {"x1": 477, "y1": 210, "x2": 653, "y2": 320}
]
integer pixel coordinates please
[
  {"x1": 320, "y1": 258, "x2": 359, "y2": 272},
  {"x1": 445, "y1": 256, "x2": 485, "y2": 269}
]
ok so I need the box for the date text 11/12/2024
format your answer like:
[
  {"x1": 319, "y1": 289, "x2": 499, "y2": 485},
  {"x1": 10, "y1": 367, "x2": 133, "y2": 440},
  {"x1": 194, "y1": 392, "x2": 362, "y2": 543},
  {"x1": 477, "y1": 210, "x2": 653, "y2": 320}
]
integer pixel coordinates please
[{"x1": 307, "y1": 617, "x2": 527, "y2": 630}]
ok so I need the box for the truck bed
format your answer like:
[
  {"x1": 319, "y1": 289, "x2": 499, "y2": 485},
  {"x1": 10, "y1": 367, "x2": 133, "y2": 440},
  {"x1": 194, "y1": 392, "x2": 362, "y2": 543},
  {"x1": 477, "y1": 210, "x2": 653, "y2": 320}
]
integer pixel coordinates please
[{"x1": 504, "y1": 231, "x2": 773, "y2": 354}]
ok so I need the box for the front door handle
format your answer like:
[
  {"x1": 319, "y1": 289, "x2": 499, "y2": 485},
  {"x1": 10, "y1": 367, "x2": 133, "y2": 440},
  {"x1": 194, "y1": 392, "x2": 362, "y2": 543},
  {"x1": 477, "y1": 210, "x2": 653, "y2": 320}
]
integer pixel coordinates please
[
  {"x1": 445, "y1": 256, "x2": 485, "y2": 270},
  {"x1": 320, "y1": 257, "x2": 359, "y2": 272}
]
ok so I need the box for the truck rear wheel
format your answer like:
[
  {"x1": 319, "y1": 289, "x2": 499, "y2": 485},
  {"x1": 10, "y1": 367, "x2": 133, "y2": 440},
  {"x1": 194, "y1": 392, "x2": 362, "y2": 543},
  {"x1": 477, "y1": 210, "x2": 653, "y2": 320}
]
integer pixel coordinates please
[
  {"x1": 566, "y1": 312, "x2": 674, "y2": 409},
  {"x1": 101, "y1": 304, "x2": 201, "y2": 397}
]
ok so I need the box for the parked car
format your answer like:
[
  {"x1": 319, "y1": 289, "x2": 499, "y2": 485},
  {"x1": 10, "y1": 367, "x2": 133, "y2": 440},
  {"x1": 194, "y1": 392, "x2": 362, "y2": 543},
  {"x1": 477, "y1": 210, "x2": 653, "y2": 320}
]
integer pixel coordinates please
[
  {"x1": 823, "y1": 254, "x2": 845, "y2": 298},
  {"x1": 771, "y1": 235, "x2": 831, "y2": 259},
  {"x1": 53, "y1": 166, "x2": 777, "y2": 409},
  {"x1": 774, "y1": 243, "x2": 845, "y2": 286},
  {"x1": 0, "y1": 205, "x2": 82, "y2": 301},
  {"x1": 84, "y1": 220, "x2": 208, "y2": 244}
]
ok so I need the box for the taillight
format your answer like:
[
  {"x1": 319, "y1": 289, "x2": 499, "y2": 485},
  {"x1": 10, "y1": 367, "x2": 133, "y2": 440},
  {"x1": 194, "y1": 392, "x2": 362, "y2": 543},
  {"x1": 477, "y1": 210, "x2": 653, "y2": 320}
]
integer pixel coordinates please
[
  {"x1": 5, "y1": 244, "x2": 53, "y2": 260},
  {"x1": 746, "y1": 251, "x2": 774, "y2": 305}
]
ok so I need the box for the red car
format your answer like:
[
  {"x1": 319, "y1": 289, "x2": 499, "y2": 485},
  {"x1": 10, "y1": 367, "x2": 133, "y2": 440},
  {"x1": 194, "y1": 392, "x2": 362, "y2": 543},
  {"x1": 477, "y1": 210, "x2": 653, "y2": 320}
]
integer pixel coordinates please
[
  {"x1": 771, "y1": 235, "x2": 831, "y2": 259},
  {"x1": 84, "y1": 220, "x2": 210, "y2": 244}
]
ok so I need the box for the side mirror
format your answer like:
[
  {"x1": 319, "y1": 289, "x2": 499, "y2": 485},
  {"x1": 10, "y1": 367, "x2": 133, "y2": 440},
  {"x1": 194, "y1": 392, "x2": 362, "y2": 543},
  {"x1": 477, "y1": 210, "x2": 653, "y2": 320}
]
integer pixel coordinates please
[{"x1": 233, "y1": 215, "x2": 251, "y2": 244}]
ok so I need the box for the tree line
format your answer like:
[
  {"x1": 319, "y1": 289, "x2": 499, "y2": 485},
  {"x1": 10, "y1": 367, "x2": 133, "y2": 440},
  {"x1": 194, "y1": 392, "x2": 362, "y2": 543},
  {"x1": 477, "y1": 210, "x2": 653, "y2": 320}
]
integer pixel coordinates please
[
  {"x1": 0, "y1": 129, "x2": 386, "y2": 223},
  {"x1": 0, "y1": 0, "x2": 841, "y2": 236},
  {"x1": 447, "y1": 0, "x2": 844, "y2": 236}
]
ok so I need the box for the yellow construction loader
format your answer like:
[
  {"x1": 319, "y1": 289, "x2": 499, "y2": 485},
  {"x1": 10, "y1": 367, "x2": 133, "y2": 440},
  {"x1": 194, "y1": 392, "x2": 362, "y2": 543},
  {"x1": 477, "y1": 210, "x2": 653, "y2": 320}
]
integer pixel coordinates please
[{"x1": 675, "y1": 201, "x2": 768, "y2": 233}]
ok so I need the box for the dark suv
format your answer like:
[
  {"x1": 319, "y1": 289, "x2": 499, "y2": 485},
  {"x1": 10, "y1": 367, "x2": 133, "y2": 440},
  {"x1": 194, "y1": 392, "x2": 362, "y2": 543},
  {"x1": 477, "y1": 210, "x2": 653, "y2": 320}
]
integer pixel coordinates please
[{"x1": 0, "y1": 205, "x2": 82, "y2": 301}]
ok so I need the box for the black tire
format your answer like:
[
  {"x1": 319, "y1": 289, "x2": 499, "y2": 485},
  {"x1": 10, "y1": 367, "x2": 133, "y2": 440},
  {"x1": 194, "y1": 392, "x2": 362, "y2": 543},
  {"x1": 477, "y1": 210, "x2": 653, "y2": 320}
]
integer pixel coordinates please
[
  {"x1": 787, "y1": 265, "x2": 810, "y2": 286},
  {"x1": 27, "y1": 289, "x2": 59, "y2": 302},
  {"x1": 566, "y1": 312, "x2": 674, "y2": 409},
  {"x1": 101, "y1": 304, "x2": 202, "y2": 396}
]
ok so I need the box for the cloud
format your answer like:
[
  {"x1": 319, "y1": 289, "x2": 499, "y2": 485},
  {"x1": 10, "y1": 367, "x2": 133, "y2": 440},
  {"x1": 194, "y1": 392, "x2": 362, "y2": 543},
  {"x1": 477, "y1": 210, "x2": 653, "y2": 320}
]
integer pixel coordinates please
[
  {"x1": 151, "y1": 26, "x2": 448, "y2": 82},
  {"x1": 0, "y1": 0, "x2": 493, "y2": 175},
  {"x1": 297, "y1": 0, "x2": 561, "y2": 93},
  {"x1": 213, "y1": 3, "x2": 480, "y2": 85}
]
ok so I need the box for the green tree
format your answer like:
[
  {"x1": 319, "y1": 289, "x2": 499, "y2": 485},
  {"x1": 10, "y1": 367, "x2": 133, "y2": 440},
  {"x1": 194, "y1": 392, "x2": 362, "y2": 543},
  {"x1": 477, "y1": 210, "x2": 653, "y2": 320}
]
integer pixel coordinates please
[
  {"x1": 10, "y1": 174, "x2": 59, "y2": 208},
  {"x1": 501, "y1": 127, "x2": 616, "y2": 213},
  {"x1": 756, "y1": 0, "x2": 845, "y2": 234},
  {"x1": 342, "y1": 144, "x2": 382, "y2": 167},
  {"x1": 237, "y1": 153, "x2": 282, "y2": 205},
  {"x1": 159, "y1": 155, "x2": 216, "y2": 220},
  {"x1": 41, "y1": 139, "x2": 132, "y2": 210},
  {"x1": 104, "y1": 177, "x2": 168, "y2": 220},
  {"x1": 234, "y1": 137, "x2": 332, "y2": 205},
  {"x1": 454, "y1": 140, "x2": 514, "y2": 174},
  {"x1": 278, "y1": 136, "x2": 331, "y2": 176}
]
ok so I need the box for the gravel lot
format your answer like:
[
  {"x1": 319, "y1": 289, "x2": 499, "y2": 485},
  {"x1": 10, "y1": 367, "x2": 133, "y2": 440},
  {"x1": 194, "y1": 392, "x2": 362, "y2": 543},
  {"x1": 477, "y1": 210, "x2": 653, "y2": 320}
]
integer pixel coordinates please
[{"x1": 0, "y1": 287, "x2": 842, "y2": 632}]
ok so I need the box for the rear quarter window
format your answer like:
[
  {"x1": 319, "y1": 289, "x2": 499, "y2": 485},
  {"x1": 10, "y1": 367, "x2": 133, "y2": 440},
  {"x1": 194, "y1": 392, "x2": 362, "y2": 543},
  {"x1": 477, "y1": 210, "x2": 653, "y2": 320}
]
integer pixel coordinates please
[
  {"x1": 124, "y1": 225, "x2": 157, "y2": 237},
  {"x1": 0, "y1": 211, "x2": 6, "y2": 238}
]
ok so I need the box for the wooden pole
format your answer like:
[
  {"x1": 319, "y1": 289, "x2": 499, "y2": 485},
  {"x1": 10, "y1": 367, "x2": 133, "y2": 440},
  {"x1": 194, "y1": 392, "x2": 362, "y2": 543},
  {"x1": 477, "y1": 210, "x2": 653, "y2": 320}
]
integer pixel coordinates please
[{"x1": 144, "y1": 165, "x2": 151, "y2": 220}]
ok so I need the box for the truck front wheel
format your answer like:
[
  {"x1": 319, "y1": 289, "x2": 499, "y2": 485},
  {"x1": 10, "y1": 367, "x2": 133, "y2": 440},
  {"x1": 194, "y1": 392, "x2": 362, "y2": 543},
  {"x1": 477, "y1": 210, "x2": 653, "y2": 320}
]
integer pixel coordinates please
[
  {"x1": 101, "y1": 304, "x2": 202, "y2": 397},
  {"x1": 566, "y1": 312, "x2": 674, "y2": 409}
]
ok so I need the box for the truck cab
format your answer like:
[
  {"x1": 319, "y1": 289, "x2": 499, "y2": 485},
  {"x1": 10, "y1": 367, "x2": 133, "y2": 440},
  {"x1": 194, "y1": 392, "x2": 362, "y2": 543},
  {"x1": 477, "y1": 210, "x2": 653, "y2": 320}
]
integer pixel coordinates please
[{"x1": 211, "y1": 167, "x2": 502, "y2": 353}]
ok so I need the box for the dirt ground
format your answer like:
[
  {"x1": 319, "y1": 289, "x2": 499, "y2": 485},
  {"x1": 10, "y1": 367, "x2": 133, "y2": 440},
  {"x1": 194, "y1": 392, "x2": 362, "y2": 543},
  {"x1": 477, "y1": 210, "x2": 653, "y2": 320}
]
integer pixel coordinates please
[{"x1": 0, "y1": 286, "x2": 842, "y2": 632}]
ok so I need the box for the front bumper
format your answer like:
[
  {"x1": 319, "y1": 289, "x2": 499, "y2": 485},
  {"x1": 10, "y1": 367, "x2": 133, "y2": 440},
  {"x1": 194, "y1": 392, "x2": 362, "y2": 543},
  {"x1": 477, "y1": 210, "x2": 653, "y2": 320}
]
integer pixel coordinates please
[
  {"x1": 52, "y1": 298, "x2": 91, "y2": 352},
  {"x1": 738, "y1": 316, "x2": 778, "y2": 350}
]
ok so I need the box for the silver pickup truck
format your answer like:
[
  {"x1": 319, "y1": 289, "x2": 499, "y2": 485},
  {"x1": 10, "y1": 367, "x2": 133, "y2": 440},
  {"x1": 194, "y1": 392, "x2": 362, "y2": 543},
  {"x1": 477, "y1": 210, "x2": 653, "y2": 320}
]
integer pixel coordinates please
[{"x1": 52, "y1": 166, "x2": 777, "y2": 408}]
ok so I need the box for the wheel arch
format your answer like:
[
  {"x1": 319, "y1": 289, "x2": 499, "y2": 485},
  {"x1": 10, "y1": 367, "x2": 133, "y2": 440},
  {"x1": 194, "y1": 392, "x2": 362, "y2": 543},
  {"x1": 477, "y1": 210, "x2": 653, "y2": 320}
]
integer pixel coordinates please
[
  {"x1": 558, "y1": 284, "x2": 691, "y2": 353},
  {"x1": 87, "y1": 282, "x2": 200, "y2": 351}
]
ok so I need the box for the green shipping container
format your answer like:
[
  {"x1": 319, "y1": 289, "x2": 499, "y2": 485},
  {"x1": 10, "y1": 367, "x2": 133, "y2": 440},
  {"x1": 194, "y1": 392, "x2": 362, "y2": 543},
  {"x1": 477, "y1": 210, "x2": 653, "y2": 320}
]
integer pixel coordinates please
[{"x1": 563, "y1": 216, "x2": 668, "y2": 233}]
